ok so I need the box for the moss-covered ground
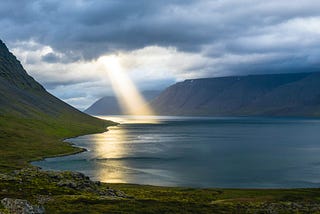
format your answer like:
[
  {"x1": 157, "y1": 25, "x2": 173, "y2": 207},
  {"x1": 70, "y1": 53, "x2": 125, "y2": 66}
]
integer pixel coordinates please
[{"x1": 1, "y1": 168, "x2": 320, "y2": 213}]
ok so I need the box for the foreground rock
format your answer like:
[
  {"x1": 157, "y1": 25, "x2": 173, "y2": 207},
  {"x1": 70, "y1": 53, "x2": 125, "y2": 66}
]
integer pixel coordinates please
[
  {"x1": 8, "y1": 168, "x2": 127, "y2": 197},
  {"x1": 1, "y1": 198, "x2": 44, "y2": 214},
  {"x1": 0, "y1": 168, "x2": 127, "y2": 213}
]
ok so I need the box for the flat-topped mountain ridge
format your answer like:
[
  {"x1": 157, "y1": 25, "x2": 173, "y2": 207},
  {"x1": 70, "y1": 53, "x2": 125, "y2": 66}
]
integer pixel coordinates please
[{"x1": 151, "y1": 72, "x2": 320, "y2": 116}]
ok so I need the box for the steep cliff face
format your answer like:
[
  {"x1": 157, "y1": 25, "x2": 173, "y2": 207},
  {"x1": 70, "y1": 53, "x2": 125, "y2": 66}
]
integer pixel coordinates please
[
  {"x1": 151, "y1": 72, "x2": 320, "y2": 116},
  {"x1": 0, "y1": 40, "x2": 43, "y2": 91}
]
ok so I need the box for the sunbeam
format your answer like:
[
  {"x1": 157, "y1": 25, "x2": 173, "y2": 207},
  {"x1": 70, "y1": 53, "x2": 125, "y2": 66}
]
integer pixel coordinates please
[{"x1": 99, "y1": 55, "x2": 155, "y2": 116}]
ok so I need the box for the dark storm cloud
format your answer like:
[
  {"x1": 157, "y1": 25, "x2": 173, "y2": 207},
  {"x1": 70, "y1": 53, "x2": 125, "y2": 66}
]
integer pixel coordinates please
[
  {"x1": 0, "y1": 0, "x2": 202, "y2": 58},
  {"x1": 1, "y1": 0, "x2": 320, "y2": 75},
  {"x1": 41, "y1": 52, "x2": 81, "y2": 63},
  {"x1": 43, "y1": 79, "x2": 89, "y2": 90},
  {"x1": 41, "y1": 53, "x2": 61, "y2": 63}
]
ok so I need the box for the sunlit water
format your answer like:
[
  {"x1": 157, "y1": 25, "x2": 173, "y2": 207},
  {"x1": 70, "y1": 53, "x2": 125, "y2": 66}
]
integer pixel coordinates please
[{"x1": 33, "y1": 116, "x2": 320, "y2": 188}]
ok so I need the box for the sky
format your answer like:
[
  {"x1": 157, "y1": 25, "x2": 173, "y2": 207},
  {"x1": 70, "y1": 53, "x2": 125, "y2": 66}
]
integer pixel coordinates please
[{"x1": 1, "y1": 0, "x2": 320, "y2": 110}]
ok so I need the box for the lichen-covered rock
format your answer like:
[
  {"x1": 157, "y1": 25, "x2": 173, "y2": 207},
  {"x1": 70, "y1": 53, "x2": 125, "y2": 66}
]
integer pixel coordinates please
[
  {"x1": 1, "y1": 198, "x2": 45, "y2": 214},
  {"x1": 35, "y1": 196, "x2": 51, "y2": 206},
  {"x1": 0, "y1": 173, "x2": 20, "y2": 182},
  {"x1": 5, "y1": 168, "x2": 128, "y2": 198},
  {"x1": 57, "y1": 180, "x2": 78, "y2": 189},
  {"x1": 256, "y1": 202, "x2": 320, "y2": 213}
]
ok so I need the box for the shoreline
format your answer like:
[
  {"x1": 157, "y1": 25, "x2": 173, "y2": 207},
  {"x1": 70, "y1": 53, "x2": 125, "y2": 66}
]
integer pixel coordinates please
[{"x1": 28, "y1": 123, "x2": 120, "y2": 165}]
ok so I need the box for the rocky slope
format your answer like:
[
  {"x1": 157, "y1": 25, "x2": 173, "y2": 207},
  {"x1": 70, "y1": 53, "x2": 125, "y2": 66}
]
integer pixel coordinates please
[{"x1": 151, "y1": 72, "x2": 320, "y2": 116}]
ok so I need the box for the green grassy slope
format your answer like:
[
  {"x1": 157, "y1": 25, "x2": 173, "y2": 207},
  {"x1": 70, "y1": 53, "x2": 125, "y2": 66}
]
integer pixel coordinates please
[
  {"x1": 0, "y1": 39, "x2": 116, "y2": 171},
  {"x1": 0, "y1": 114, "x2": 115, "y2": 172}
]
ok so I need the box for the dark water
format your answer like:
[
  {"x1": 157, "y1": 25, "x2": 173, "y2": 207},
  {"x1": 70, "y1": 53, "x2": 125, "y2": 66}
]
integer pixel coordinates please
[{"x1": 33, "y1": 116, "x2": 320, "y2": 188}]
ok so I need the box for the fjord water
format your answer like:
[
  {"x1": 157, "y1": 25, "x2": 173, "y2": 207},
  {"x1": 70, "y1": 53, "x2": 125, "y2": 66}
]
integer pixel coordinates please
[{"x1": 33, "y1": 116, "x2": 320, "y2": 188}]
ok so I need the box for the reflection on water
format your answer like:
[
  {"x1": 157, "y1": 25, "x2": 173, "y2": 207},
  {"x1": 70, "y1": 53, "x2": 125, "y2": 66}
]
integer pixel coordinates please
[
  {"x1": 92, "y1": 126, "x2": 127, "y2": 183},
  {"x1": 93, "y1": 126, "x2": 127, "y2": 159},
  {"x1": 33, "y1": 116, "x2": 320, "y2": 188}
]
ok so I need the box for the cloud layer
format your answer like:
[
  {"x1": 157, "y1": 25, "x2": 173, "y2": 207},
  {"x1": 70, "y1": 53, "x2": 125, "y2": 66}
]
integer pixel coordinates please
[{"x1": 1, "y1": 0, "x2": 320, "y2": 109}]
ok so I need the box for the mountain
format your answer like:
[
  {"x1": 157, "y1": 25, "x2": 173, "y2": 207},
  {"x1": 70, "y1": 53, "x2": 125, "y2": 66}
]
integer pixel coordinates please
[
  {"x1": 0, "y1": 39, "x2": 115, "y2": 171},
  {"x1": 151, "y1": 72, "x2": 320, "y2": 116},
  {"x1": 0, "y1": 40, "x2": 96, "y2": 119},
  {"x1": 85, "y1": 90, "x2": 161, "y2": 115}
]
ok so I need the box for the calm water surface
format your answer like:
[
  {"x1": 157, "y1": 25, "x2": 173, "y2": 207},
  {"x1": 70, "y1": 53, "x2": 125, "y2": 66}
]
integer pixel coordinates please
[{"x1": 33, "y1": 116, "x2": 320, "y2": 188}]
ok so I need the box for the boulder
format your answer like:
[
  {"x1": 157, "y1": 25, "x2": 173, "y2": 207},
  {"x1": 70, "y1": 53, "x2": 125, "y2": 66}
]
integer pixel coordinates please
[{"x1": 1, "y1": 198, "x2": 45, "y2": 214}]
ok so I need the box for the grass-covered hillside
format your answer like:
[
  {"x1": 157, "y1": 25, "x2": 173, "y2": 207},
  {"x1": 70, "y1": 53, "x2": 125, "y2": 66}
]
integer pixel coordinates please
[{"x1": 0, "y1": 39, "x2": 116, "y2": 172}]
